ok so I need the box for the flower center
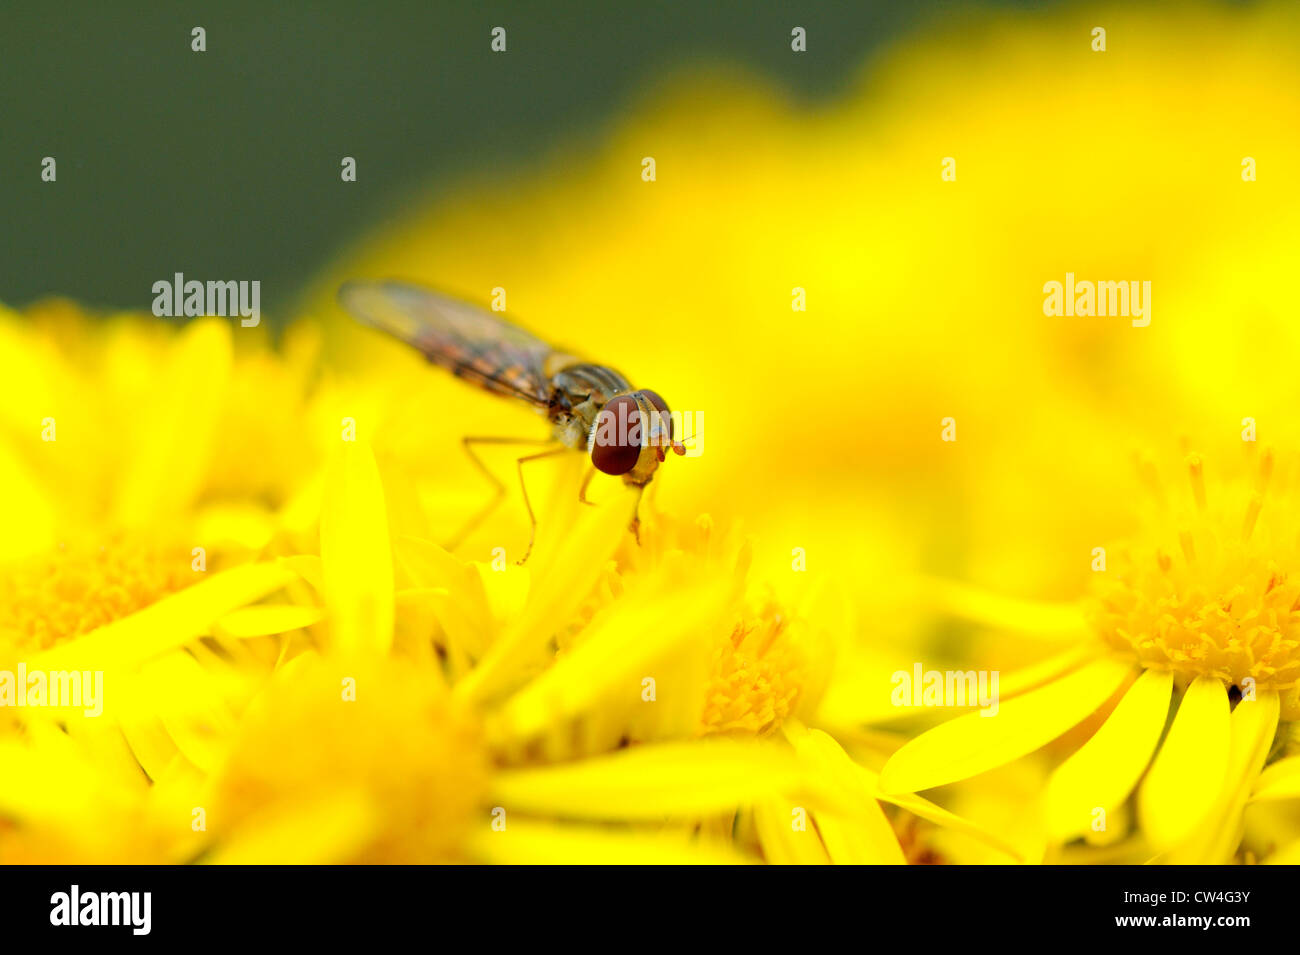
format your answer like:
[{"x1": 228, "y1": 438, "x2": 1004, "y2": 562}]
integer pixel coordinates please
[
  {"x1": 0, "y1": 533, "x2": 191, "y2": 654},
  {"x1": 1087, "y1": 449, "x2": 1300, "y2": 718},
  {"x1": 561, "y1": 510, "x2": 820, "y2": 738},
  {"x1": 700, "y1": 598, "x2": 809, "y2": 737}
]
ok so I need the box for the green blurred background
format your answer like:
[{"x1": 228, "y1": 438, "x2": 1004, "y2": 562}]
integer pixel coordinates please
[{"x1": 0, "y1": 0, "x2": 1062, "y2": 315}]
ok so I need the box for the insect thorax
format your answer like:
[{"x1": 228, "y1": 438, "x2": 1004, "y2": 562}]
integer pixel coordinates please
[{"x1": 548, "y1": 363, "x2": 634, "y2": 451}]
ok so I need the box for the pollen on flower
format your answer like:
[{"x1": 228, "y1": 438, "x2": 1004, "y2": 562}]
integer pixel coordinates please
[
  {"x1": 700, "y1": 599, "x2": 809, "y2": 737},
  {"x1": 0, "y1": 534, "x2": 191, "y2": 652},
  {"x1": 553, "y1": 508, "x2": 821, "y2": 738},
  {"x1": 1088, "y1": 448, "x2": 1300, "y2": 718}
]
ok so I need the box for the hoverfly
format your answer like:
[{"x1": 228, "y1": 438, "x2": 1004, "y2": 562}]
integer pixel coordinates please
[{"x1": 338, "y1": 280, "x2": 686, "y2": 561}]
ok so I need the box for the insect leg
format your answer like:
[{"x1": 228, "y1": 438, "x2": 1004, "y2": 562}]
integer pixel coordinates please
[
  {"x1": 578, "y1": 465, "x2": 599, "y2": 506},
  {"x1": 447, "y1": 436, "x2": 557, "y2": 552},
  {"x1": 628, "y1": 485, "x2": 646, "y2": 545},
  {"x1": 515, "y1": 446, "x2": 571, "y2": 564}
]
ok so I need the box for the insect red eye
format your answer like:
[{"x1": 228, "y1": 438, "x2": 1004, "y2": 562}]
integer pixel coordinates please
[
  {"x1": 591, "y1": 394, "x2": 643, "y2": 476},
  {"x1": 638, "y1": 389, "x2": 673, "y2": 443}
]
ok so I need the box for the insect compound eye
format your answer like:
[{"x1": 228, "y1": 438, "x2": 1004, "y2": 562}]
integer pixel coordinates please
[
  {"x1": 637, "y1": 389, "x2": 673, "y2": 444},
  {"x1": 590, "y1": 394, "x2": 643, "y2": 476}
]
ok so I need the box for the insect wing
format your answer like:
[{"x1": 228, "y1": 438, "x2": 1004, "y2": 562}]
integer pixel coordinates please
[{"x1": 339, "y1": 279, "x2": 562, "y2": 406}]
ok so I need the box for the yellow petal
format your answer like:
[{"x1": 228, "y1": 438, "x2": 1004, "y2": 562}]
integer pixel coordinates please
[
  {"x1": 116, "y1": 318, "x2": 231, "y2": 525},
  {"x1": 0, "y1": 723, "x2": 127, "y2": 820},
  {"x1": 1138, "y1": 675, "x2": 1231, "y2": 851},
  {"x1": 117, "y1": 713, "x2": 184, "y2": 782},
  {"x1": 193, "y1": 503, "x2": 275, "y2": 552},
  {"x1": 0, "y1": 442, "x2": 55, "y2": 560},
  {"x1": 1165, "y1": 690, "x2": 1278, "y2": 863},
  {"x1": 489, "y1": 740, "x2": 797, "y2": 821},
  {"x1": 876, "y1": 785, "x2": 1026, "y2": 862},
  {"x1": 814, "y1": 805, "x2": 905, "y2": 864},
  {"x1": 205, "y1": 790, "x2": 376, "y2": 865},
  {"x1": 1045, "y1": 667, "x2": 1172, "y2": 841},
  {"x1": 994, "y1": 643, "x2": 1105, "y2": 699},
  {"x1": 135, "y1": 651, "x2": 240, "y2": 774},
  {"x1": 492, "y1": 577, "x2": 729, "y2": 742},
  {"x1": 788, "y1": 727, "x2": 905, "y2": 864},
  {"x1": 320, "y1": 440, "x2": 394, "y2": 654},
  {"x1": 278, "y1": 554, "x2": 324, "y2": 593},
  {"x1": 879, "y1": 657, "x2": 1132, "y2": 794},
  {"x1": 213, "y1": 604, "x2": 323, "y2": 639},
  {"x1": 457, "y1": 459, "x2": 637, "y2": 705},
  {"x1": 751, "y1": 796, "x2": 831, "y2": 864},
  {"x1": 467, "y1": 819, "x2": 754, "y2": 865},
  {"x1": 1253, "y1": 754, "x2": 1300, "y2": 802},
  {"x1": 911, "y1": 576, "x2": 1088, "y2": 637},
  {"x1": 394, "y1": 535, "x2": 496, "y2": 664},
  {"x1": 32, "y1": 562, "x2": 296, "y2": 670}
]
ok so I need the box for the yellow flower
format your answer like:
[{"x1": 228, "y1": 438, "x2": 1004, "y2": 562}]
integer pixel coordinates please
[
  {"x1": 19, "y1": 0, "x2": 1296, "y2": 865},
  {"x1": 189, "y1": 431, "x2": 1006, "y2": 864},
  {"x1": 0, "y1": 303, "x2": 329, "y2": 860},
  {"x1": 0, "y1": 533, "x2": 191, "y2": 653},
  {"x1": 0, "y1": 301, "x2": 868, "y2": 865},
  {"x1": 192, "y1": 439, "x2": 804, "y2": 863},
  {"x1": 208, "y1": 654, "x2": 488, "y2": 864},
  {"x1": 882, "y1": 445, "x2": 1299, "y2": 862},
  {"x1": 532, "y1": 509, "x2": 833, "y2": 745},
  {"x1": 0, "y1": 300, "x2": 319, "y2": 564},
  {"x1": 0, "y1": 719, "x2": 203, "y2": 864}
]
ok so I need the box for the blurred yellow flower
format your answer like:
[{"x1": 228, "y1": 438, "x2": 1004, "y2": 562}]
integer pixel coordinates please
[
  {"x1": 0, "y1": 301, "x2": 975, "y2": 864},
  {"x1": 881, "y1": 444, "x2": 1300, "y2": 862},
  {"x1": 0, "y1": 302, "x2": 331, "y2": 860},
  {"x1": 279, "y1": 436, "x2": 1005, "y2": 863},
  {"x1": 10, "y1": 0, "x2": 1300, "y2": 868},
  {"x1": 301, "y1": 0, "x2": 1300, "y2": 608},
  {"x1": 206, "y1": 440, "x2": 808, "y2": 863}
]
